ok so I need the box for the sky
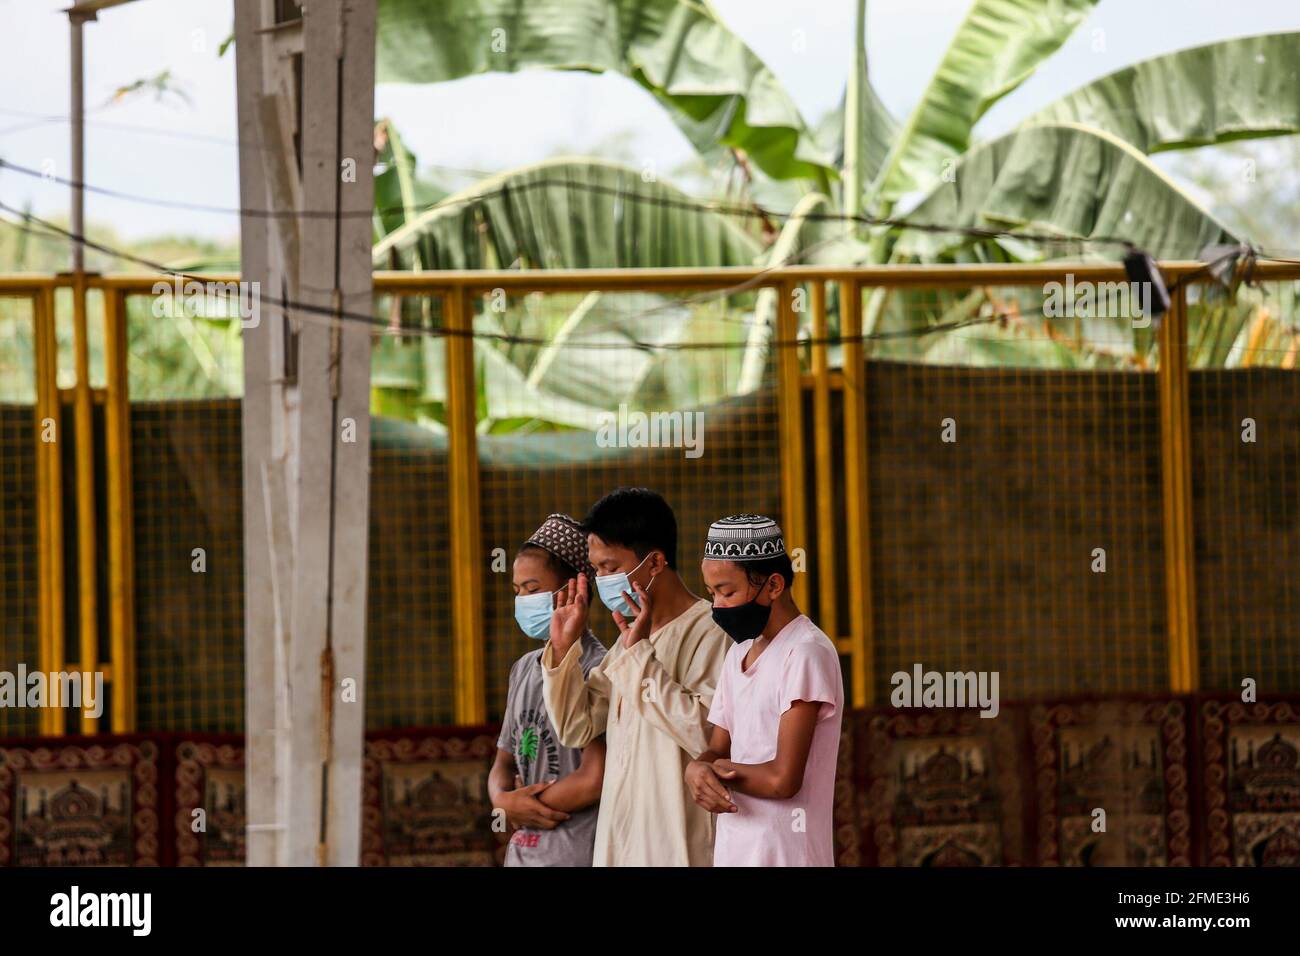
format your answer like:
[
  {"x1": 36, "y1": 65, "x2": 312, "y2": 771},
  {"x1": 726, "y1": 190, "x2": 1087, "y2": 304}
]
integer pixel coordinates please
[{"x1": 2, "y1": 0, "x2": 1298, "y2": 250}]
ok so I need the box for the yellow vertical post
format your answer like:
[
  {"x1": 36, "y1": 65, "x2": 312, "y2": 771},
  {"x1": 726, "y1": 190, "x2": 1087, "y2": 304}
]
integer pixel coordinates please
[
  {"x1": 776, "y1": 280, "x2": 809, "y2": 611},
  {"x1": 841, "y1": 280, "x2": 874, "y2": 707},
  {"x1": 34, "y1": 292, "x2": 50, "y2": 730},
  {"x1": 1159, "y1": 284, "x2": 1198, "y2": 692},
  {"x1": 104, "y1": 288, "x2": 136, "y2": 731},
  {"x1": 72, "y1": 275, "x2": 98, "y2": 733},
  {"x1": 38, "y1": 285, "x2": 66, "y2": 735},
  {"x1": 445, "y1": 288, "x2": 486, "y2": 724},
  {"x1": 809, "y1": 281, "x2": 838, "y2": 641},
  {"x1": 34, "y1": 287, "x2": 58, "y2": 738}
]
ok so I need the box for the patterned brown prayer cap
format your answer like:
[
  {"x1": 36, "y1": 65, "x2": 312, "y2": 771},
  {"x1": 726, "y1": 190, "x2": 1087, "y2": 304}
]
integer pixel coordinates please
[{"x1": 525, "y1": 514, "x2": 595, "y2": 580}]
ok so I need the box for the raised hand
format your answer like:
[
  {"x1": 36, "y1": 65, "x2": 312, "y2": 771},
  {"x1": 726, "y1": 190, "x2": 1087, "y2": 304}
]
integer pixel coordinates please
[
  {"x1": 613, "y1": 580, "x2": 653, "y2": 649},
  {"x1": 549, "y1": 574, "x2": 590, "y2": 659}
]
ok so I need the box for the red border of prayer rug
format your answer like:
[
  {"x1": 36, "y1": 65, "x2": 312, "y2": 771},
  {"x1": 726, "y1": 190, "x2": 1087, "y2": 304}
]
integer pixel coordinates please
[
  {"x1": 0, "y1": 737, "x2": 161, "y2": 866},
  {"x1": 174, "y1": 738, "x2": 245, "y2": 866},
  {"x1": 857, "y1": 707, "x2": 1027, "y2": 866},
  {"x1": 1030, "y1": 697, "x2": 1191, "y2": 866},
  {"x1": 1200, "y1": 698, "x2": 1300, "y2": 866},
  {"x1": 362, "y1": 724, "x2": 504, "y2": 866}
]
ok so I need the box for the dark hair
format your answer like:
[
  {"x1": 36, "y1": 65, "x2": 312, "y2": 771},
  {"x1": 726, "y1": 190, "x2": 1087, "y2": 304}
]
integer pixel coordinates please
[
  {"x1": 740, "y1": 553, "x2": 795, "y2": 592},
  {"x1": 582, "y1": 487, "x2": 678, "y2": 569},
  {"x1": 515, "y1": 543, "x2": 579, "y2": 584}
]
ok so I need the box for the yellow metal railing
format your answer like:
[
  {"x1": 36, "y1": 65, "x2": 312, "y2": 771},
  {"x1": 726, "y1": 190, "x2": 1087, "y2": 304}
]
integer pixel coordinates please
[{"x1": 3, "y1": 261, "x2": 1298, "y2": 732}]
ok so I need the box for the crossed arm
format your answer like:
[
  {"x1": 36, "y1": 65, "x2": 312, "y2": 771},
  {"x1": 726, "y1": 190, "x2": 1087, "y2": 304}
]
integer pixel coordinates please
[
  {"x1": 488, "y1": 738, "x2": 606, "y2": 830},
  {"x1": 685, "y1": 699, "x2": 821, "y2": 810}
]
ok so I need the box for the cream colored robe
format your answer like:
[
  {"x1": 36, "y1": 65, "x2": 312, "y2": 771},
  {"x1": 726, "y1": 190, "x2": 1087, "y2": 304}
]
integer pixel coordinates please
[{"x1": 541, "y1": 599, "x2": 731, "y2": 867}]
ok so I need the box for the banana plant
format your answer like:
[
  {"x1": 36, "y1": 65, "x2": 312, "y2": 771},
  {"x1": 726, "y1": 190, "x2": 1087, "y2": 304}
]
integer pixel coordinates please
[
  {"x1": 370, "y1": 1, "x2": 1300, "y2": 428},
  {"x1": 60, "y1": 5, "x2": 1295, "y2": 414},
  {"x1": 870, "y1": 27, "x2": 1300, "y2": 365}
]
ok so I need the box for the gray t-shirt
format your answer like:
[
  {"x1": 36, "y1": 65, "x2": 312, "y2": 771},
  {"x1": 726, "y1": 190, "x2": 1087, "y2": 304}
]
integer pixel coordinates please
[{"x1": 497, "y1": 631, "x2": 606, "y2": 867}]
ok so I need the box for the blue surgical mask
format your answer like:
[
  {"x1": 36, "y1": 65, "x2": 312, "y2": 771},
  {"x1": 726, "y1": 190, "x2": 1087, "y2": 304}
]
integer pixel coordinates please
[
  {"x1": 595, "y1": 553, "x2": 655, "y2": 617},
  {"x1": 514, "y1": 590, "x2": 554, "y2": 639}
]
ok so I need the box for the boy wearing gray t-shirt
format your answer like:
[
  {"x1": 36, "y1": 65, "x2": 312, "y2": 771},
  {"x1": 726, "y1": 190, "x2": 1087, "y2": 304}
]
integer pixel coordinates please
[
  {"x1": 495, "y1": 631, "x2": 605, "y2": 865},
  {"x1": 488, "y1": 514, "x2": 607, "y2": 866}
]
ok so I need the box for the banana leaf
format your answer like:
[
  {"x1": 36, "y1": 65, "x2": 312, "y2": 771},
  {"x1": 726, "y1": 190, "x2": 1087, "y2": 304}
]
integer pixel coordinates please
[
  {"x1": 375, "y1": 0, "x2": 835, "y2": 184},
  {"x1": 373, "y1": 118, "x2": 448, "y2": 247},
  {"x1": 892, "y1": 123, "x2": 1237, "y2": 262},
  {"x1": 868, "y1": 0, "x2": 1100, "y2": 207},
  {"x1": 1022, "y1": 32, "x2": 1300, "y2": 155},
  {"x1": 816, "y1": 81, "x2": 898, "y2": 201},
  {"x1": 372, "y1": 157, "x2": 763, "y2": 270},
  {"x1": 522, "y1": 291, "x2": 692, "y2": 409}
]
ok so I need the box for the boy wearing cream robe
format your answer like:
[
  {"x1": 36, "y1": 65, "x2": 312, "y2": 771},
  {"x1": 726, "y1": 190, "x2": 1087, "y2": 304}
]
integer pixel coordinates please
[{"x1": 543, "y1": 489, "x2": 731, "y2": 867}]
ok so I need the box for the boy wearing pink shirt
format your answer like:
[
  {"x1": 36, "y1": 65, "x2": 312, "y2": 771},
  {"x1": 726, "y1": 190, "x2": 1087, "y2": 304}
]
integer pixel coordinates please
[{"x1": 686, "y1": 514, "x2": 844, "y2": 867}]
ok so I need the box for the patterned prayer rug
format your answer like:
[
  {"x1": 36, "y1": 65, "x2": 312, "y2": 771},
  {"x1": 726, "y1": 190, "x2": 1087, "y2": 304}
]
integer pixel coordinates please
[
  {"x1": 2, "y1": 700, "x2": 1292, "y2": 867},
  {"x1": 857, "y1": 707, "x2": 1027, "y2": 866},
  {"x1": 833, "y1": 721, "x2": 863, "y2": 866},
  {"x1": 0, "y1": 738, "x2": 161, "y2": 866},
  {"x1": 174, "y1": 739, "x2": 245, "y2": 866},
  {"x1": 1030, "y1": 698, "x2": 1191, "y2": 866},
  {"x1": 1201, "y1": 698, "x2": 1300, "y2": 866},
  {"x1": 362, "y1": 725, "x2": 504, "y2": 866}
]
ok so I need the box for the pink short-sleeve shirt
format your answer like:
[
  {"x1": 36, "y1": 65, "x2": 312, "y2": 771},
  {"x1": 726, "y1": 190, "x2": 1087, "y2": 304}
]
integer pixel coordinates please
[{"x1": 706, "y1": 614, "x2": 844, "y2": 866}]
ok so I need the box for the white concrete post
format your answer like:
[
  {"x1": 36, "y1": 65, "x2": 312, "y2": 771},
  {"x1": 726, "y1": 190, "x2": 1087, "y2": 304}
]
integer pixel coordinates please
[{"x1": 235, "y1": 0, "x2": 375, "y2": 867}]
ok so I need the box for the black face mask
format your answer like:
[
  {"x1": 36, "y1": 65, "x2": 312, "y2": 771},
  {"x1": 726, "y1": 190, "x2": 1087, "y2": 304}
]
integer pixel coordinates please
[{"x1": 711, "y1": 578, "x2": 772, "y2": 643}]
